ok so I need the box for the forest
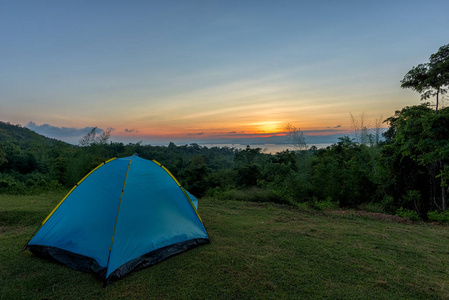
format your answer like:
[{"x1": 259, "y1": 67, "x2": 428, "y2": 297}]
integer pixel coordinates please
[{"x1": 1, "y1": 44, "x2": 448, "y2": 222}]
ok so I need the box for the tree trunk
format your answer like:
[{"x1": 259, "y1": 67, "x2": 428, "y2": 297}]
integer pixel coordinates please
[
  {"x1": 431, "y1": 162, "x2": 440, "y2": 210},
  {"x1": 442, "y1": 179, "x2": 446, "y2": 211},
  {"x1": 435, "y1": 88, "x2": 439, "y2": 114},
  {"x1": 442, "y1": 161, "x2": 447, "y2": 211}
]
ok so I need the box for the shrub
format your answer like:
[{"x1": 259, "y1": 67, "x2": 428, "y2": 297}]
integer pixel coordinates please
[
  {"x1": 0, "y1": 173, "x2": 61, "y2": 195},
  {"x1": 427, "y1": 210, "x2": 449, "y2": 223},
  {"x1": 396, "y1": 207, "x2": 420, "y2": 221},
  {"x1": 311, "y1": 197, "x2": 339, "y2": 211}
]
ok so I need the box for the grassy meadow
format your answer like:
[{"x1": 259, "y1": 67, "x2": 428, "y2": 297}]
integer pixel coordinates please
[{"x1": 1, "y1": 191, "x2": 449, "y2": 299}]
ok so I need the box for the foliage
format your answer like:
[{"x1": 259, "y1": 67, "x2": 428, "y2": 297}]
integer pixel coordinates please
[
  {"x1": 311, "y1": 197, "x2": 339, "y2": 211},
  {"x1": 401, "y1": 43, "x2": 449, "y2": 112},
  {"x1": 311, "y1": 137, "x2": 379, "y2": 207},
  {"x1": 382, "y1": 104, "x2": 449, "y2": 213},
  {"x1": 427, "y1": 210, "x2": 449, "y2": 223},
  {"x1": 0, "y1": 121, "x2": 75, "y2": 193}
]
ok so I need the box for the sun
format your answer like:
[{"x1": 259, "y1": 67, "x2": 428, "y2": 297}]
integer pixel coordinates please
[{"x1": 246, "y1": 121, "x2": 284, "y2": 134}]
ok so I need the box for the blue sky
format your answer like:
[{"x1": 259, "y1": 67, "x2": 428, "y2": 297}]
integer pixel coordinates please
[{"x1": 1, "y1": 0, "x2": 448, "y2": 145}]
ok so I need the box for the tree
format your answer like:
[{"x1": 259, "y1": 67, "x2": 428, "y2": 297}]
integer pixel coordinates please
[
  {"x1": 384, "y1": 104, "x2": 449, "y2": 211},
  {"x1": 79, "y1": 127, "x2": 112, "y2": 146},
  {"x1": 372, "y1": 115, "x2": 384, "y2": 145},
  {"x1": 350, "y1": 113, "x2": 369, "y2": 145},
  {"x1": 401, "y1": 44, "x2": 449, "y2": 113},
  {"x1": 180, "y1": 155, "x2": 210, "y2": 197},
  {"x1": 350, "y1": 113, "x2": 384, "y2": 145},
  {"x1": 311, "y1": 137, "x2": 378, "y2": 207},
  {"x1": 285, "y1": 123, "x2": 307, "y2": 150}
]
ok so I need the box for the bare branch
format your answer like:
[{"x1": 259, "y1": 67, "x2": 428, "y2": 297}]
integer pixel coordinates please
[{"x1": 285, "y1": 123, "x2": 307, "y2": 150}]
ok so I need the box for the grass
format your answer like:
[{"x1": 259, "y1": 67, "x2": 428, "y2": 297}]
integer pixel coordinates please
[{"x1": 1, "y1": 191, "x2": 449, "y2": 299}]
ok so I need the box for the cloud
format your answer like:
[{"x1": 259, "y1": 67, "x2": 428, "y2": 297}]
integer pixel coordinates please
[
  {"x1": 26, "y1": 121, "x2": 104, "y2": 137},
  {"x1": 326, "y1": 125, "x2": 342, "y2": 129},
  {"x1": 124, "y1": 128, "x2": 138, "y2": 133},
  {"x1": 188, "y1": 132, "x2": 205, "y2": 136},
  {"x1": 24, "y1": 122, "x2": 111, "y2": 144},
  {"x1": 228, "y1": 131, "x2": 237, "y2": 134}
]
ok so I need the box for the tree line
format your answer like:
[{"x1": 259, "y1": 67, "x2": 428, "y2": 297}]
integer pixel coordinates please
[{"x1": 1, "y1": 104, "x2": 448, "y2": 222}]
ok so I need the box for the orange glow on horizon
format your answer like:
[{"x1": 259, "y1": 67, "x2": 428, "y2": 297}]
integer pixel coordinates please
[{"x1": 109, "y1": 118, "x2": 360, "y2": 141}]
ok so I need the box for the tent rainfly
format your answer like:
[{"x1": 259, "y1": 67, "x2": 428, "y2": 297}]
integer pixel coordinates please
[{"x1": 25, "y1": 155, "x2": 209, "y2": 284}]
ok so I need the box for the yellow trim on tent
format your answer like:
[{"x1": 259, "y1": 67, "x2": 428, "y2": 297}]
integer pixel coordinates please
[
  {"x1": 162, "y1": 165, "x2": 182, "y2": 186},
  {"x1": 41, "y1": 158, "x2": 117, "y2": 226},
  {"x1": 152, "y1": 160, "x2": 203, "y2": 223},
  {"x1": 180, "y1": 187, "x2": 203, "y2": 223}
]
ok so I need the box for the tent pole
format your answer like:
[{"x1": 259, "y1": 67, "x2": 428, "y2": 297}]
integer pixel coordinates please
[{"x1": 105, "y1": 155, "x2": 134, "y2": 281}]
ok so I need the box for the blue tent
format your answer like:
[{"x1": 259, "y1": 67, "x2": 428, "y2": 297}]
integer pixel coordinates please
[{"x1": 26, "y1": 155, "x2": 209, "y2": 284}]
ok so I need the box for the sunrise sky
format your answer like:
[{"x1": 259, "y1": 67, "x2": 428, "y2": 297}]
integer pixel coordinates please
[{"x1": 1, "y1": 1, "x2": 448, "y2": 145}]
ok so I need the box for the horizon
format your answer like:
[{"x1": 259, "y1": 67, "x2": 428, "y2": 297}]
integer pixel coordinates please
[
  {"x1": 14, "y1": 119, "x2": 383, "y2": 148},
  {"x1": 1, "y1": 1, "x2": 448, "y2": 142}
]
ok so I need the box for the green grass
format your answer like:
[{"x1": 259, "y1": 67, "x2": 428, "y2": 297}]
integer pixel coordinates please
[{"x1": 1, "y1": 192, "x2": 449, "y2": 299}]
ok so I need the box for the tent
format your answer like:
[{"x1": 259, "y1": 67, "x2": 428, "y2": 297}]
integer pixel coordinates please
[{"x1": 25, "y1": 155, "x2": 209, "y2": 284}]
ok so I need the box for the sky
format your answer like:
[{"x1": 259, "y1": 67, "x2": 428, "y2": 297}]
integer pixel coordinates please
[{"x1": 1, "y1": 0, "x2": 448, "y2": 145}]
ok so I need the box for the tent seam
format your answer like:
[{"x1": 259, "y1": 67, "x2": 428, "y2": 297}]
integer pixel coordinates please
[{"x1": 105, "y1": 154, "x2": 135, "y2": 281}]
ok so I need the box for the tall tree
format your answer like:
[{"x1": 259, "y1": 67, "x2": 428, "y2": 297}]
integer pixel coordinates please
[
  {"x1": 350, "y1": 112, "x2": 369, "y2": 145},
  {"x1": 401, "y1": 44, "x2": 449, "y2": 113},
  {"x1": 384, "y1": 104, "x2": 449, "y2": 211}
]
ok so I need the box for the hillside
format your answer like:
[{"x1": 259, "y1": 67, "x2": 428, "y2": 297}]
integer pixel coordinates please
[
  {"x1": 0, "y1": 121, "x2": 72, "y2": 150},
  {"x1": 1, "y1": 192, "x2": 448, "y2": 299},
  {"x1": 0, "y1": 121, "x2": 79, "y2": 192}
]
